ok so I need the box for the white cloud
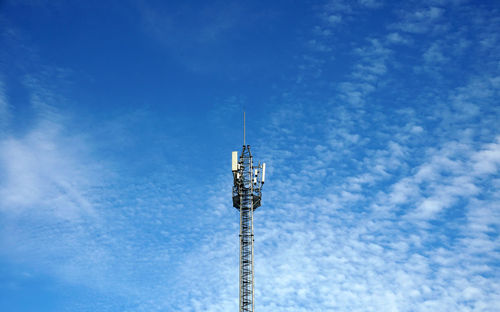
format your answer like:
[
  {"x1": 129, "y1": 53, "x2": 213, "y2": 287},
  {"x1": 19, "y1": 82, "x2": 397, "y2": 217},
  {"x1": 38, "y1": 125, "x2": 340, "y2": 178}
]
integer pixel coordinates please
[
  {"x1": 0, "y1": 80, "x2": 9, "y2": 131},
  {"x1": 359, "y1": 0, "x2": 383, "y2": 8},
  {"x1": 0, "y1": 79, "x2": 120, "y2": 296},
  {"x1": 0, "y1": 104, "x2": 96, "y2": 221},
  {"x1": 323, "y1": 0, "x2": 352, "y2": 14},
  {"x1": 393, "y1": 6, "x2": 445, "y2": 34},
  {"x1": 327, "y1": 14, "x2": 342, "y2": 24},
  {"x1": 338, "y1": 39, "x2": 392, "y2": 106},
  {"x1": 471, "y1": 137, "x2": 500, "y2": 175},
  {"x1": 423, "y1": 42, "x2": 448, "y2": 64}
]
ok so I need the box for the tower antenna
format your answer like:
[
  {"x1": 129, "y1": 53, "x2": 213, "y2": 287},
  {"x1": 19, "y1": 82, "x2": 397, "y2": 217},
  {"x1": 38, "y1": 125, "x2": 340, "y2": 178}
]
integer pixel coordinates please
[{"x1": 231, "y1": 113, "x2": 266, "y2": 312}]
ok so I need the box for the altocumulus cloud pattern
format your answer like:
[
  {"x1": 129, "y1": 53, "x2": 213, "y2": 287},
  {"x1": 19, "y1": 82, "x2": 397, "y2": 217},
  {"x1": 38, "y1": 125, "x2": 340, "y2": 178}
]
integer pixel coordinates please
[{"x1": 0, "y1": 0, "x2": 499, "y2": 311}]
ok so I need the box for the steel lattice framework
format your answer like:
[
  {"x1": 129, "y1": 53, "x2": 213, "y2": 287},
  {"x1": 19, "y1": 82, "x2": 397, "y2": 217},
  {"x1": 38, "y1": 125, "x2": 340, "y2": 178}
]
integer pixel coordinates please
[{"x1": 232, "y1": 144, "x2": 265, "y2": 312}]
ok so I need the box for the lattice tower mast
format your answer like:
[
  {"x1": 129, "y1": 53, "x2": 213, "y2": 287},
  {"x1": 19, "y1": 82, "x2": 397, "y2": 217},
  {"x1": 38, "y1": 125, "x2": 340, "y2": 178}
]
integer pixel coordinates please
[{"x1": 232, "y1": 113, "x2": 265, "y2": 312}]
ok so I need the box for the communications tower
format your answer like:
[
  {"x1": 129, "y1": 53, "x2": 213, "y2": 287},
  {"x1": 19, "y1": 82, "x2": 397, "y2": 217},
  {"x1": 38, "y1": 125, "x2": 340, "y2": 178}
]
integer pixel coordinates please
[{"x1": 232, "y1": 113, "x2": 266, "y2": 312}]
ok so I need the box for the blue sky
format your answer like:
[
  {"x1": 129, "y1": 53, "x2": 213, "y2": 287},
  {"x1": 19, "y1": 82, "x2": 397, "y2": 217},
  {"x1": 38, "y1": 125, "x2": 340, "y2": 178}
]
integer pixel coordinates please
[{"x1": 1, "y1": 0, "x2": 499, "y2": 311}]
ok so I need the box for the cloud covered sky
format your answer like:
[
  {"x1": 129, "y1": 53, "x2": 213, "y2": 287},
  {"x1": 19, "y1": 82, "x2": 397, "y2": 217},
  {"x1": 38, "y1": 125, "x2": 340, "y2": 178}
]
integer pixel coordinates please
[{"x1": 0, "y1": 0, "x2": 499, "y2": 311}]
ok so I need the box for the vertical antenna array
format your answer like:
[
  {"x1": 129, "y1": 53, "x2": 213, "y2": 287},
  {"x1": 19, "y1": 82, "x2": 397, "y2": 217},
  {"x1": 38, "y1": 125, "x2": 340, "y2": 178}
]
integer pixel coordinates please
[{"x1": 232, "y1": 113, "x2": 265, "y2": 312}]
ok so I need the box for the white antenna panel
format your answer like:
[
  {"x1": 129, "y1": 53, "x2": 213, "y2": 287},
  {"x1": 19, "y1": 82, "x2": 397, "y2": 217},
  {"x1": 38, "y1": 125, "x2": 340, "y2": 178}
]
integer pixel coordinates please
[
  {"x1": 232, "y1": 151, "x2": 238, "y2": 171},
  {"x1": 262, "y1": 163, "x2": 266, "y2": 183}
]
